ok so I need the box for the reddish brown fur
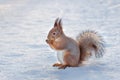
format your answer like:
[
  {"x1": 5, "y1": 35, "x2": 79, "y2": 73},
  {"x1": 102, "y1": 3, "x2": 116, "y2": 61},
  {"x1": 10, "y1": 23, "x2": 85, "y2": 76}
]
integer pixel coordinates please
[
  {"x1": 46, "y1": 18, "x2": 104, "y2": 69},
  {"x1": 63, "y1": 51, "x2": 78, "y2": 67}
]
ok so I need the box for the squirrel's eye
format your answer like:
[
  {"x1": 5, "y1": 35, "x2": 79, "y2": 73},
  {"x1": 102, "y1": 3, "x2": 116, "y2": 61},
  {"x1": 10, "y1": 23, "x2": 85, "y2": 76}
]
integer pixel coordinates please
[{"x1": 53, "y1": 32, "x2": 56, "y2": 35}]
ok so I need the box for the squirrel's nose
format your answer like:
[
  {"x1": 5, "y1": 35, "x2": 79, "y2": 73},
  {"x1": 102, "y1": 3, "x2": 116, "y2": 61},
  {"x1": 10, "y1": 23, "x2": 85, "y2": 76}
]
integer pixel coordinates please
[{"x1": 46, "y1": 39, "x2": 49, "y2": 43}]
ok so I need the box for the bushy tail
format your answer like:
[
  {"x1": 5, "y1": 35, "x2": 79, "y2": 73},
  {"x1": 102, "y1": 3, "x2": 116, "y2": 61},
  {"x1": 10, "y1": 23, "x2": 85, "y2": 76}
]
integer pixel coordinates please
[{"x1": 76, "y1": 30, "x2": 105, "y2": 61}]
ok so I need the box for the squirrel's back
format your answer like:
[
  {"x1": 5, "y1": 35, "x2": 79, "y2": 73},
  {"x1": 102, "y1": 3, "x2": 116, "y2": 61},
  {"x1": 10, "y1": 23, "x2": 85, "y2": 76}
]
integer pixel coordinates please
[{"x1": 77, "y1": 30, "x2": 105, "y2": 62}]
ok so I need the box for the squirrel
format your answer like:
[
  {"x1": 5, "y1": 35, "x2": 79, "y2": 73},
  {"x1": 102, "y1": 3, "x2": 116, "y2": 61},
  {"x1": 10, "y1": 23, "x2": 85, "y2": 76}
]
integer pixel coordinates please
[{"x1": 46, "y1": 18, "x2": 104, "y2": 69}]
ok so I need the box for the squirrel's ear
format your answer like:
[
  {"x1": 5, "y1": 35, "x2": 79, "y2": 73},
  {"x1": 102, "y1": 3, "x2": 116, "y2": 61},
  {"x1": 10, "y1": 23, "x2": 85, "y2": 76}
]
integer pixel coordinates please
[
  {"x1": 54, "y1": 18, "x2": 59, "y2": 27},
  {"x1": 54, "y1": 18, "x2": 63, "y2": 31},
  {"x1": 58, "y1": 19, "x2": 62, "y2": 30}
]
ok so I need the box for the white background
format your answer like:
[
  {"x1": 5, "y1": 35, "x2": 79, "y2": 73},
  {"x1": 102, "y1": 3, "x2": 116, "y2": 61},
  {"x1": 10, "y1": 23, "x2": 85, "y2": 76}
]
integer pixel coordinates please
[{"x1": 0, "y1": 0, "x2": 120, "y2": 80}]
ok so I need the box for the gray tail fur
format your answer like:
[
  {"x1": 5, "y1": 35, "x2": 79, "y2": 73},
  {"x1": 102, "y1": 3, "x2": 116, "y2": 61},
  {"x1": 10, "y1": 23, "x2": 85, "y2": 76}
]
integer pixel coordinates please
[{"x1": 76, "y1": 30, "x2": 105, "y2": 61}]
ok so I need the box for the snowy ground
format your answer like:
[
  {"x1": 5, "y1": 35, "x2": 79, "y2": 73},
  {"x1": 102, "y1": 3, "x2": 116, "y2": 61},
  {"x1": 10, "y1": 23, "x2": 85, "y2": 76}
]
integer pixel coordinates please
[{"x1": 0, "y1": 0, "x2": 120, "y2": 80}]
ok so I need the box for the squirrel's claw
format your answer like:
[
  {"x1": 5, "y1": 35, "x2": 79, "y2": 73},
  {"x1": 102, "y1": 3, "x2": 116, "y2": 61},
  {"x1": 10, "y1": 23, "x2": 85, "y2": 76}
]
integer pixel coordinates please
[
  {"x1": 58, "y1": 65, "x2": 68, "y2": 69},
  {"x1": 53, "y1": 63, "x2": 62, "y2": 67},
  {"x1": 53, "y1": 63, "x2": 68, "y2": 69}
]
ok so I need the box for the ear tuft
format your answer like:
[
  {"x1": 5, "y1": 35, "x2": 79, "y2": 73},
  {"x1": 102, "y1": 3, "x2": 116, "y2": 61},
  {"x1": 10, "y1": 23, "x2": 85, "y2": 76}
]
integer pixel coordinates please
[
  {"x1": 54, "y1": 18, "x2": 59, "y2": 27},
  {"x1": 59, "y1": 19, "x2": 62, "y2": 26},
  {"x1": 54, "y1": 18, "x2": 63, "y2": 31},
  {"x1": 58, "y1": 19, "x2": 62, "y2": 30}
]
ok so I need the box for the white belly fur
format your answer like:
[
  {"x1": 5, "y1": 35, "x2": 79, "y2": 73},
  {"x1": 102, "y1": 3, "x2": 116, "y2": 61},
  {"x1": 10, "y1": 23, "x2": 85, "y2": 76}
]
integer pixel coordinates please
[{"x1": 57, "y1": 51, "x2": 64, "y2": 64}]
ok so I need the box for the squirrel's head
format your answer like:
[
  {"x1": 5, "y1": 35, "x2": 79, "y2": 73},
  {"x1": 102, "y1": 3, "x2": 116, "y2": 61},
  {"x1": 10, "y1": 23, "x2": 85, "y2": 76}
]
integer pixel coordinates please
[{"x1": 47, "y1": 18, "x2": 63, "y2": 41}]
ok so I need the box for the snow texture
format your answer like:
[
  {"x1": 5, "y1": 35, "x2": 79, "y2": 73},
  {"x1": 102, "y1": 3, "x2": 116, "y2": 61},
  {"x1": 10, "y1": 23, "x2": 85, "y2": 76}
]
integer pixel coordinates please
[{"x1": 0, "y1": 0, "x2": 120, "y2": 80}]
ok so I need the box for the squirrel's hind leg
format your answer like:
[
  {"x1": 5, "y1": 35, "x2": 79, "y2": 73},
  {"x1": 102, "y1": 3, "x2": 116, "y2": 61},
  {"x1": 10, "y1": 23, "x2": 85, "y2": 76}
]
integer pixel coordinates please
[
  {"x1": 63, "y1": 51, "x2": 79, "y2": 67},
  {"x1": 53, "y1": 63, "x2": 69, "y2": 69},
  {"x1": 58, "y1": 64, "x2": 69, "y2": 69},
  {"x1": 53, "y1": 63, "x2": 68, "y2": 69},
  {"x1": 53, "y1": 63, "x2": 62, "y2": 67}
]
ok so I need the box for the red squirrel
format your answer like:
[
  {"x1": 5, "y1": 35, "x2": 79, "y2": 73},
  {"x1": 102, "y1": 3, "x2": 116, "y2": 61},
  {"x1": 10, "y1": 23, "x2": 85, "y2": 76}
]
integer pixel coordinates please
[{"x1": 46, "y1": 18, "x2": 104, "y2": 69}]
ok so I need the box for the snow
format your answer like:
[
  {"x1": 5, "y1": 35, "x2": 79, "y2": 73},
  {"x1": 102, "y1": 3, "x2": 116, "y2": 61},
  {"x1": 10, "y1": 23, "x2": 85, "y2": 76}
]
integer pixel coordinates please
[{"x1": 0, "y1": 0, "x2": 120, "y2": 80}]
